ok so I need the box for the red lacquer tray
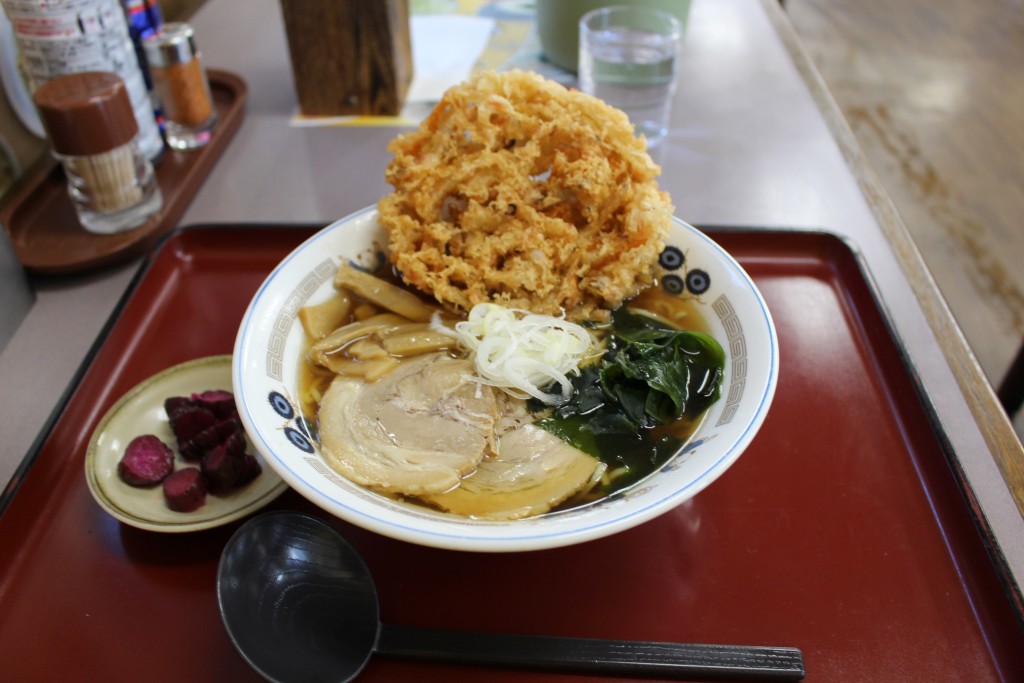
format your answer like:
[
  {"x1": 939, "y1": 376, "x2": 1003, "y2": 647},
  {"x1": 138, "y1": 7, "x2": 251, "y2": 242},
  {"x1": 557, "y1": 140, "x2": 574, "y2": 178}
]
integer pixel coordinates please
[{"x1": 0, "y1": 225, "x2": 1021, "y2": 682}]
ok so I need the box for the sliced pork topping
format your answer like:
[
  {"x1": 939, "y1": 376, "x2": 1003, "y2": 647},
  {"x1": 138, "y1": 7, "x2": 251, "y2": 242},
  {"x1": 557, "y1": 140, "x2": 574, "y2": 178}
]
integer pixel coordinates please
[
  {"x1": 318, "y1": 353, "x2": 498, "y2": 496},
  {"x1": 423, "y1": 423, "x2": 602, "y2": 520}
]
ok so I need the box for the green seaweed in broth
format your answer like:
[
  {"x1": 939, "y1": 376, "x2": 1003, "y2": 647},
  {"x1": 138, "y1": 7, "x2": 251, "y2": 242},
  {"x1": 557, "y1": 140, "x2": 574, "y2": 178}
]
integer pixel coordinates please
[
  {"x1": 538, "y1": 284, "x2": 725, "y2": 502},
  {"x1": 298, "y1": 276, "x2": 723, "y2": 513}
]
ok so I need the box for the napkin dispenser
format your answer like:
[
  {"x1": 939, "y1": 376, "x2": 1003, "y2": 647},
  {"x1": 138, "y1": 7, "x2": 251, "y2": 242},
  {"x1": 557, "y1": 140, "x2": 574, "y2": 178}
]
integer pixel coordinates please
[{"x1": 279, "y1": 0, "x2": 413, "y2": 116}]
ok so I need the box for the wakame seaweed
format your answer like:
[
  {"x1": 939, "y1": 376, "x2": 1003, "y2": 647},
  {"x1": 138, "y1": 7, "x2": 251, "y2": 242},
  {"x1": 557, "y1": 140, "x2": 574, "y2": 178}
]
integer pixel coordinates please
[
  {"x1": 601, "y1": 308, "x2": 725, "y2": 427},
  {"x1": 535, "y1": 308, "x2": 725, "y2": 493}
]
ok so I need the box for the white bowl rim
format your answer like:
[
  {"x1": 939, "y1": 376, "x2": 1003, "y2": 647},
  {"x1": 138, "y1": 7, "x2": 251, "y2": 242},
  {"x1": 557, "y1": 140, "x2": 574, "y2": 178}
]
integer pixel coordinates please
[{"x1": 233, "y1": 206, "x2": 779, "y2": 552}]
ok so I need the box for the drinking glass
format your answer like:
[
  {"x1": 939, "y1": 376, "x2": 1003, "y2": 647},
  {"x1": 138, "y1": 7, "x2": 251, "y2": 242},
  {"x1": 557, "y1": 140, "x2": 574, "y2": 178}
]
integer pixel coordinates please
[{"x1": 578, "y1": 5, "x2": 683, "y2": 147}]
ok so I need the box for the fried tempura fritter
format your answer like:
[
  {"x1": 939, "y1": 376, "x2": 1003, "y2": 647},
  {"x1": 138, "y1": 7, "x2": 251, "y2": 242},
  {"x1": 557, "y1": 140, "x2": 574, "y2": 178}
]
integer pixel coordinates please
[{"x1": 377, "y1": 69, "x2": 673, "y2": 321}]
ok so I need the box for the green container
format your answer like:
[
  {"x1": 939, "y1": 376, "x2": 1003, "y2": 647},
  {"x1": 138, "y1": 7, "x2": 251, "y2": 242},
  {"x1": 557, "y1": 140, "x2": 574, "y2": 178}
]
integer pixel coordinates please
[{"x1": 536, "y1": 0, "x2": 691, "y2": 73}]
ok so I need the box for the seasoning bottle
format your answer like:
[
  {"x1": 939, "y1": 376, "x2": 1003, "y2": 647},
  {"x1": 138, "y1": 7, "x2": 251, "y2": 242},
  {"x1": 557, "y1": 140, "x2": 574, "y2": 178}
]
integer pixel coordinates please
[
  {"x1": 122, "y1": 0, "x2": 166, "y2": 118},
  {"x1": 143, "y1": 23, "x2": 218, "y2": 150},
  {"x1": 33, "y1": 72, "x2": 163, "y2": 235},
  {"x1": 1, "y1": 0, "x2": 165, "y2": 161}
]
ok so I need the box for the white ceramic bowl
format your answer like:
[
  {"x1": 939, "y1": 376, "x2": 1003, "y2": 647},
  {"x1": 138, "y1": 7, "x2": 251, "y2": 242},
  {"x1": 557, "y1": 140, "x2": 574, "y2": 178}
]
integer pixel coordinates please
[{"x1": 233, "y1": 206, "x2": 778, "y2": 552}]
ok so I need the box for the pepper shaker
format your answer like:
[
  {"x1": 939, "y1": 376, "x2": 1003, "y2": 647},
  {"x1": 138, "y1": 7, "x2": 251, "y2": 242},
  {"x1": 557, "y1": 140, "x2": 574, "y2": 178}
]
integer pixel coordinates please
[
  {"x1": 33, "y1": 71, "x2": 163, "y2": 234},
  {"x1": 143, "y1": 23, "x2": 218, "y2": 150}
]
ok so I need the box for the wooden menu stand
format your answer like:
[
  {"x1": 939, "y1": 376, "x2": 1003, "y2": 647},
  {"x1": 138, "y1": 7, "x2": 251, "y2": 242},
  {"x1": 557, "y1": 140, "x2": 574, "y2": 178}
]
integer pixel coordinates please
[{"x1": 279, "y1": 0, "x2": 413, "y2": 116}]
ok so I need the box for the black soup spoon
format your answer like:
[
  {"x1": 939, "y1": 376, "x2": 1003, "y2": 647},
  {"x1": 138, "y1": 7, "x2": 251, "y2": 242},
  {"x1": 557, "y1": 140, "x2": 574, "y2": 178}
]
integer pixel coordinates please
[{"x1": 216, "y1": 511, "x2": 805, "y2": 682}]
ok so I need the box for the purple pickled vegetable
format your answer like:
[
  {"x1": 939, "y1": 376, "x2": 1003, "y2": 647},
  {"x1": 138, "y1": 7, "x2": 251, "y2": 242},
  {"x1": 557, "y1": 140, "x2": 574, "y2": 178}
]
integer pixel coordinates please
[
  {"x1": 117, "y1": 435, "x2": 174, "y2": 487},
  {"x1": 236, "y1": 453, "x2": 263, "y2": 487},
  {"x1": 168, "y1": 406, "x2": 217, "y2": 454},
  {"x1": 201, "y1": 442, "x2": 245, "y2": 494},
  {"x1": 191, "y1": 390, "x2": 238, "y2": 419},
  {"x1": 162, "y1": 467, "x2": 208, "y2": 512},
  {"x1": 164, "y1": 395, "x2": 194, "y2": 421},
  {"x1": 179, "y1": 417, "x2": 242, "y2": 460},
  {"x1": 220, "y1": 427, "x2": 247, "y2": 458},
  {"x1": 130, "y1": 389, "x2": 259, "y2": 511}
]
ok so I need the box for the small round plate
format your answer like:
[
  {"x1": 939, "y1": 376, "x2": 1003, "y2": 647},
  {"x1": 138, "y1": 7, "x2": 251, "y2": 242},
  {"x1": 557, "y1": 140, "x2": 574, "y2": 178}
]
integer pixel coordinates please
[{"x1": 85, "y1": 355, "x2": 289, "y2": 533}]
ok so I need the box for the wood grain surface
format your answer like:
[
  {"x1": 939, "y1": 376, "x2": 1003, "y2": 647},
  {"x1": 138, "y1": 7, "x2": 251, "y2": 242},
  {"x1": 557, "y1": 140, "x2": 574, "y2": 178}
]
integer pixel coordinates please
[
  {"x1": 279, "y1": 0, "x2": 413, "y2": 116},
  {"x1": 763, "y1": 0, "x2": 1024, "y2": 517},
  {"x1": 784, "y1": 0, "x2": 1024, "y2": 417}
]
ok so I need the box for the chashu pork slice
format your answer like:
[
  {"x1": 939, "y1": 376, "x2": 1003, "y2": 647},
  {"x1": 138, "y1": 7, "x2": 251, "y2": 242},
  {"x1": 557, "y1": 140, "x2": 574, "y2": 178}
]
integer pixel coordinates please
[
  {"x1": 319, "y1": 352, "x2": 498, "y2": 496},
  {"x1": 423, "y1": 423, "x2": 603, "y2": 520}
]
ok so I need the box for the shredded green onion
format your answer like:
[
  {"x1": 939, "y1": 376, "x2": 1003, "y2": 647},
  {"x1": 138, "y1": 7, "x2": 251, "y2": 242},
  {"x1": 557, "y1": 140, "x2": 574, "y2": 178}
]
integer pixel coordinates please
[{"x1": 438, "y1": 303, "x2": 595, "y2": 404}]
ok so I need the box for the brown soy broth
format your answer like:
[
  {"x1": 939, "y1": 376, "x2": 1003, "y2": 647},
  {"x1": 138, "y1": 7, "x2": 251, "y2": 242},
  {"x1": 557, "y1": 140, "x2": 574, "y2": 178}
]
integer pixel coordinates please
[
  {"x1": 299, "y1": 274, "x2": 720, "y2": 515},
  {"x1": 297, "y1": 264, "x2": 436, "y2": 426},
  {"x1": 298, "y1": 359, "x2": 334, "y2": 430},
  {"x1": 542, "y1": 284, "x2": 721, "y2": 502},
  {"x1": 628, "y1": 283, "x2": 713, "y2": 335},
  {"x1": 622, "y1": 281, "x2": 717, "y2": 454}
]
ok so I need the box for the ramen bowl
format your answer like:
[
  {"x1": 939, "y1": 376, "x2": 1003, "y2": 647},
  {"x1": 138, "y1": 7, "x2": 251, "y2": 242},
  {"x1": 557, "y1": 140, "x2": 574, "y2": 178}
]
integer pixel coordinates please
[{"x1": 233, "y1": 206, "x2": 778, "y2": 552}]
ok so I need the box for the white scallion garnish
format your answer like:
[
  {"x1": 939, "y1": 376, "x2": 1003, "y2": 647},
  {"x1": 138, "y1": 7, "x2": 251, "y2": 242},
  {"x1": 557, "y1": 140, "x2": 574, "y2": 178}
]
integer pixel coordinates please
[{"x1": 449, "y1": 303, "x2": 595, "y2": 405}]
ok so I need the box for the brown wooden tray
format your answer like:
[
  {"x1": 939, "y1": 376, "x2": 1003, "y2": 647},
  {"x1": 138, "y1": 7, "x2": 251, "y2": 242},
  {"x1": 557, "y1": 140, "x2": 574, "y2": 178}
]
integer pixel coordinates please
[
  {"x1": 0, "y1": 225, "x2": 1021, "y2": 682},
  {"x1": 0, "y1": 70, "x2": 246, "y2": 275}
]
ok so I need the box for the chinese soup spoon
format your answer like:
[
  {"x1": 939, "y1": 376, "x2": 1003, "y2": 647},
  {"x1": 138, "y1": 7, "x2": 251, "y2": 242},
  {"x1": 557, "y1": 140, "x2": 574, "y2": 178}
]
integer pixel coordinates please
[{"x1": 217, "y1": 511, "x2": 805, "y2": 682}]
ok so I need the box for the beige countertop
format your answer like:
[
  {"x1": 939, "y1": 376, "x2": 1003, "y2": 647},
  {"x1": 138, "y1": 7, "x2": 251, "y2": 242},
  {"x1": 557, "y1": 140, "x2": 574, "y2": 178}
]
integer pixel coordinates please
[{"x1": 2, "y1": 0, "x2": 1021, "y2": 587}]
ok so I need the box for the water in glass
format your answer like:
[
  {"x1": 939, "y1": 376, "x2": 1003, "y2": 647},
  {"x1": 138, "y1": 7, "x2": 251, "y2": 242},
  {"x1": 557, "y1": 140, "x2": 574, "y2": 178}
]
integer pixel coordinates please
[{"x1": 579, "y1": 27, "x2": 678, "y2": 145}]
